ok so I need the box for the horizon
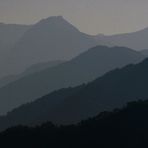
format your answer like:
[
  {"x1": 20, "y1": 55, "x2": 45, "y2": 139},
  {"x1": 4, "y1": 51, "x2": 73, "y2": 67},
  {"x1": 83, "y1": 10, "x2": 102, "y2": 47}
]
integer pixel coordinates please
[
  {"x1": 0, "y1": 15, "x2": 148, "y2": 36},
  {"x1": 1, "y1": 0, "x2": 148, "y2": 35}
]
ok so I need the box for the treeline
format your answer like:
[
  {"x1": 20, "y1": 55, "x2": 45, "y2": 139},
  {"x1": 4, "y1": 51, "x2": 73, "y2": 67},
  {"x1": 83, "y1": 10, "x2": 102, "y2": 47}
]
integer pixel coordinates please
[{"x1": 0, "y1": 100, "x2": 148, "y2": 148}]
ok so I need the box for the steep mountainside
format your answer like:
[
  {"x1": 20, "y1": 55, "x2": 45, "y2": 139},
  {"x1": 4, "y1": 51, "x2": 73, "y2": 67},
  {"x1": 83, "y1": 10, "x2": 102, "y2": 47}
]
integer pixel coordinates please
[
  {"x1": 0, "y1": 56, "x2": 147, "y2": 131},
  {"x1": 6, "y1": 16, "x2": 99, "y2": 75},
  {"x1": 0, "y1": 60, "x2": 64, "y2": 88},
  {"x1": 0, "y1": 46, "x2": 144, "y2": 115}
]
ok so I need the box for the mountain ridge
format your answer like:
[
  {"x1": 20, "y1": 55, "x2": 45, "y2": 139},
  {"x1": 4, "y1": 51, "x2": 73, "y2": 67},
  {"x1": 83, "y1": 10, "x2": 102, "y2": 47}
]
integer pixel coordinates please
[
  {"x1": 95, "y1": 27, "x2": 148, "y2": 50},
  {"x1": 0, "y1": 45, "x2": 144, "y2": 115},
  {"x1": 0, "y1": 52, "x2": 147, "y2": 131},
  {"x1": 1, "y1": 100, "x2": 148, "y2": 148},
  {"x1": 4, "y1": 16, "x2": 99, "y2": 76}
]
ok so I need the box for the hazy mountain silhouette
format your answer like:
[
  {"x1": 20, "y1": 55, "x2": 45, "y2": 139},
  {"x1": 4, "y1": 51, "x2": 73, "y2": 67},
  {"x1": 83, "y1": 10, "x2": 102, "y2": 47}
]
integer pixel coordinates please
[
  {"x1": 0, "y1": 46, "x2": 144, "y2": 115},
  {"x1": 0, "y1": 23, "x2": 30, "y2": 77},
  {"x1": 140, "y1": 49, "x2": 148, "y2": 56},
  {"x1": 0, "y1": 100, "x2": 148, "y2": 148},
  {"x1": 0, "y1": 47, "x2": 146, "y2": 130},
  {"x1": 0, "y1": 60, "x2": 64, "y2": 88},
  {"x1": 95, "y1": 27, "x2": 148, "y2": 50},
  {"x1": 0, "y1": 23, "x2": 30, "y2": 52},
  {"x1": 5, "y1": 16, "x2": 100, "y2": 75}
]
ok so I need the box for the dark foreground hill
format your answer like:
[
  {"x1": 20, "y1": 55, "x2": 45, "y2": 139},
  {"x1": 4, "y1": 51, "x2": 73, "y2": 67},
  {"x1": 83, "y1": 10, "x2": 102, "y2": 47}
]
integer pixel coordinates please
[
  {"x1": 0, "y1": 57, "x2": 148, "y2": 131},
  {"x1": 0, "y1": 46, "x2": 144, "y2": 114},
  {"x1": 0, "y1": 100, "x2": 148, "y2": 148}
]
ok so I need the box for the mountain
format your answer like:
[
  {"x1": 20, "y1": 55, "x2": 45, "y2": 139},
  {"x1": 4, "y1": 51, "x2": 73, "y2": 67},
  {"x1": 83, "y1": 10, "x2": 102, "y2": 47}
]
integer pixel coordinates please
[
  {"x1": 0, "y1": 23, "x2": 30, "y2": 52},
  {"x1": 0, "y1": 100, "x2": 148, "y2": 148},
  {"x1": 5, "y1": 16, "x2": 100, "y2": 76},
  {"x1": 0, "y1": 46, "x2": 144, "y2": 115},
  {"x1": 0, "y1": 47, "x2": 146, "y2": 130},
  {"x1": 0, "y1": 23, "x2": 30, "y2": 77},
  {"x1": 140, "y1": 49, "x2": 148, "y2": 56},
  {"x1": 95, "y1": 27, "x2": 148, "y2": 50},
  {"x1": 0, "y1": 60, "x2": 64, "y2": 88}
]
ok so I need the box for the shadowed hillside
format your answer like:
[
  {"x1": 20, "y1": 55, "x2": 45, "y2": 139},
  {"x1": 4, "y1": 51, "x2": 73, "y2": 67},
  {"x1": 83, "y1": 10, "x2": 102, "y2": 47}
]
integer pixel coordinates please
[
  {"x1": 140, "y1": 49, "x2": 148, "y2": 56},
  {"x1": 0, "y1": 60, "x2": 64, "y2": 88},
  {"x1": 0, "y1": 57, "x2": 148, "y2": 131},
  {"x1": 0, "y1": 46, "x2": 144, "y2": 115},
  {"x1": 0, "y1": 100, "x2": 148, "y2": 148}
]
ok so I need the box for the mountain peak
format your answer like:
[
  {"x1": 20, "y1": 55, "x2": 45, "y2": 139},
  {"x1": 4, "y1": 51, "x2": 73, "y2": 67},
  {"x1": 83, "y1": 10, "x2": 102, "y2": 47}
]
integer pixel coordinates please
[
  {"x1": 36, "y1": 15, "x2": 80, "y2": 33},
  {"x1": 43, "y1": 16, "x2": 64, "y2": 21},
  {"x1": 39, "y1": 16, "x2": 69, "y2": 25}
]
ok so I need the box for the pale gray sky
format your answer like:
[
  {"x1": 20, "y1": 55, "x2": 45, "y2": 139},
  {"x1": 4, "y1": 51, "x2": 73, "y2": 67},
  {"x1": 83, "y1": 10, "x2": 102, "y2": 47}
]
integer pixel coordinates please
[{"x1": 0, "y1": 0, "x2": 148, "y2": 35}]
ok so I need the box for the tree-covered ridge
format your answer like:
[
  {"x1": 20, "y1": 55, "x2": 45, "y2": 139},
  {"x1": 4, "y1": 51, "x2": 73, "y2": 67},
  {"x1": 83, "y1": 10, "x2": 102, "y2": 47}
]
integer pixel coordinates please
[{"x1": 1, "y1": 100, "x2": 148, "y2": 148}]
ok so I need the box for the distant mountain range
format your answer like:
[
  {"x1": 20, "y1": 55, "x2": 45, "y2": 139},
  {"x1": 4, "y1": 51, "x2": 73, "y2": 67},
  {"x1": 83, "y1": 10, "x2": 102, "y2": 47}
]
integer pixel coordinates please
[
  {"x1": 0, "y1": 23, "x2": 31, "y2": 77},
  {"x1": 0, "y1": 23, "x2": 30, "y2": 52},
  {"x1": 0, "y1": 15, "x2": 148, "y2": 136},
  {"x1": 1, "y1": 16, "x2": 148, "y2": 78},
  {"x1": 95, "y1": 27, "x2": 148, "y2": 50},
  {"x1": 1, "y1": 16, "x2": 101, "y2": 78},
  {"x1": 0, "y1": 46, "x2": 144, "y2": 115},
  {"x1": 0, "y1": 49, "x2": 146, "y2": 131},
  {"x1": 0, "y1": 60, "x2": 64, "y2": 88}
]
